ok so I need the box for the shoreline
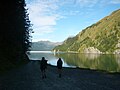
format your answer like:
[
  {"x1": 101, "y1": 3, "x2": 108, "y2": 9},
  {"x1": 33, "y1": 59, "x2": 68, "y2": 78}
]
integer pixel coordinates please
[
  {"x1": 0, "y1": 60, "x2": 120, "y2": 90},
  {"x1": 30, "y1": 60, "x2": 120, "y2": 74},
  {"x1": 49, "y1": 63, "x2": 120, "y2": 75}
]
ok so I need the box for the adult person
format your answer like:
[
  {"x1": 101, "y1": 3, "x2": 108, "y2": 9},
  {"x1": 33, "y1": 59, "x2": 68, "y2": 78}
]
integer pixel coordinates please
[
  {"x1": 40, "y1": 57, "x2": 48, "y2": 79},
  {"x1": 57, "y1": 58, "x2": 63, "y2": 78}
]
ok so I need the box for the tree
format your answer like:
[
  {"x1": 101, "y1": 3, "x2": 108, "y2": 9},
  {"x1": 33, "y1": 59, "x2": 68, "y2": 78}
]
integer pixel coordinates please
[{"x1": 0, "y1": 0, "x2": 32, "y2": 71}]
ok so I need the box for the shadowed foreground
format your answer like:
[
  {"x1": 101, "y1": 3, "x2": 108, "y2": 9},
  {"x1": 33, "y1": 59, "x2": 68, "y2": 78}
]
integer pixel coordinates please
[{"x1": 0, "y1": 60, "x2": 120, "y2": 90}]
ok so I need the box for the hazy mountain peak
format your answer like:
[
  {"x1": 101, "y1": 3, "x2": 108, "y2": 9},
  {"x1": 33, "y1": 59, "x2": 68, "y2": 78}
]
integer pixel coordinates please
[{"x1": 31, "y1": 40, "x2": 62, "y2": 51}]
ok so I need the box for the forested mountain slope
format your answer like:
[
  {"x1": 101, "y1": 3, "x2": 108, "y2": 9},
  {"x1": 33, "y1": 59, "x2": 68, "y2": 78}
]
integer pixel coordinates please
[{"x1": 53, "y1": 9, "x2": 120, "y2": 54}]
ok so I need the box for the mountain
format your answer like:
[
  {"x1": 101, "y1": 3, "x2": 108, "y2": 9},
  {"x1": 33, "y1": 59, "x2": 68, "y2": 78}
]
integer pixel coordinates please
[
  {"x1": 53, "y1": 9, "x2": 120, "y2": 54},
  {"x1": 31, "y1": 41, "x2": 62, "y2": 51}
]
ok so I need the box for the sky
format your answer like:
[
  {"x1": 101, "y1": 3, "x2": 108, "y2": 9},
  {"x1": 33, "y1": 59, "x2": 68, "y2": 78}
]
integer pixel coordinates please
[{"x1": 25, "y1": 0, "x2": 120, "y2": 42}]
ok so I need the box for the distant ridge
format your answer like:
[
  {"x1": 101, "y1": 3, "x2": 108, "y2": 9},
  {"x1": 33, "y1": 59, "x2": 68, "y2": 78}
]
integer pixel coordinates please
[
  {"x1": 31, "y1": 41, "x2": 62, "y2": 51},
  {"x1": 53, "y1": 9, "x2": 120, "y2": 54}
]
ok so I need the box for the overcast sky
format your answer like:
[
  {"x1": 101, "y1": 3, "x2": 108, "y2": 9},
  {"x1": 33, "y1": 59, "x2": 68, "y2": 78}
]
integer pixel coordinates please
[{"x1": 26, "y1": 0, "x2": 120, "y2": 42}]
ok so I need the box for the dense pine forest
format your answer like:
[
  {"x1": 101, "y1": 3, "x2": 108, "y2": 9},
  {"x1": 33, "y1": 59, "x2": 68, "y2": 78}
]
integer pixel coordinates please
[{"x1": 0, "y1": 0, "x2": 32, "y2": 72}]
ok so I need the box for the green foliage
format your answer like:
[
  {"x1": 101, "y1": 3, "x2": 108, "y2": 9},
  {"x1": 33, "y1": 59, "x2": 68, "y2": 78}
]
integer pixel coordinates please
[{"x1": 53, "y1": 36, "x2": 78, "y2": 51}]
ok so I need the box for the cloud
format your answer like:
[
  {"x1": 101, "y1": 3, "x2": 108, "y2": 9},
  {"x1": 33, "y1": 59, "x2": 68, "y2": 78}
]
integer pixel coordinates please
[
  {"x1": 31, "y1": 16, "x2": 57, "y2": 26},
  {"x1": 26, "y1": 0, "x2": 120, "y2": 42},
  {"x1": 32, "y1": 38, "x2": 50, "y2": 42},
  {"x1": 110, "y1": 0, "x2": 120, "y2": 4},
  {"x1": 32, "y1": 26, "x2": 55, "y2": 34},
  {"x1": 26, "y1": 0, "x2": 61, "y2": 35},
  {"x1": 74, "y1": 0, "x2": 120, "y2": 7},
  {"x1": 98, "y1": 0, "x2": 120, "y2": 7},
  {"x1": 74, "y1": 0, "x2": 99, "y2": 7},
  {"x1": 26, "y1": 0, "x2": 99, "y2": 31}
]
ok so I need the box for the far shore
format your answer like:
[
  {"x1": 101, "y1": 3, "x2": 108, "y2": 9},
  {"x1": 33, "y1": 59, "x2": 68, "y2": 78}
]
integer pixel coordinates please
[{"x1": 28, "y1": 50, "x2": 120, "y2": 55}]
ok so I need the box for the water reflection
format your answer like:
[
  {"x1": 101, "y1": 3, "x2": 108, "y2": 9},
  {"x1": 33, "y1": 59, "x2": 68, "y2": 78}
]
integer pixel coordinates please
[
  {"x1": 54, "y1": 53, "x2": 120, "y2": 72},
  {"x1": 84, "y1": 53, "x2": 100, "y2": 60},
  {"x1": 28, "y1": 51, "x2": 120, "y2": 73}
]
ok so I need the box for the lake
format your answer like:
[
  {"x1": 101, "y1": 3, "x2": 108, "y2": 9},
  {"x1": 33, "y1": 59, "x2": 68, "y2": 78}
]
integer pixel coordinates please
[{"x1": 28, "y1": 51, "x2": 120, "y2": 73}]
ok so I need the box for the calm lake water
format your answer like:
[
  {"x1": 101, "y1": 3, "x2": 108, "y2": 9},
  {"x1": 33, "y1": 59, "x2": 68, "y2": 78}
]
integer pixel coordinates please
[{"x1": 28, "y1": 51, "x2": 120, "y2": 73}]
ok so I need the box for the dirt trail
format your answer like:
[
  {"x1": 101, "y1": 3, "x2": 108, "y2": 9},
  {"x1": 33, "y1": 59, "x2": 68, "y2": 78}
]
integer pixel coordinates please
[{"x1": 0, "y1": 60, "x2": 120, "y2": 90}]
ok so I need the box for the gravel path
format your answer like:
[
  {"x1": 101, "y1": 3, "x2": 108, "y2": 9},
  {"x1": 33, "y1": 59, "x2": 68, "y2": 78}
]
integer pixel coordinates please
[{"x1": 0, "y1": 60, "x2": 120, "y2": 90}]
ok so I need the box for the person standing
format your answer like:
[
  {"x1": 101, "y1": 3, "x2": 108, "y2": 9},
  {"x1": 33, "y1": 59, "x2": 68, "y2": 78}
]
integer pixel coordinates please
[
  {"x1": 57, "y1": 58, "x2": 63, "y2": 78},
  {"x1": 40, "y1": 57, "x2": 48, "y2": 79}
]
